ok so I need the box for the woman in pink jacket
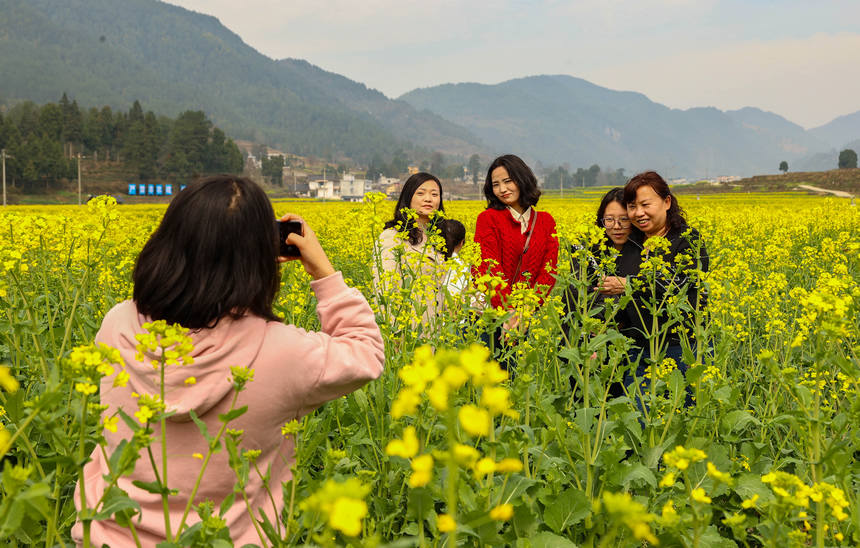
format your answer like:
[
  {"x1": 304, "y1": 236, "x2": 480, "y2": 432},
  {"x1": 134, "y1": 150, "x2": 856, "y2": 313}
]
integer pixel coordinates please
[{"x1": 73, "y1": 175, "x2": 385, "y2": 547}]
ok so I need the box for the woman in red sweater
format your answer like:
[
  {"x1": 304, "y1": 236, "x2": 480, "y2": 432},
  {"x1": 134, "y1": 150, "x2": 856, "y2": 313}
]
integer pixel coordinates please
[{"x1": 475, "y1": 154, "x2": 559, "y2": 335}]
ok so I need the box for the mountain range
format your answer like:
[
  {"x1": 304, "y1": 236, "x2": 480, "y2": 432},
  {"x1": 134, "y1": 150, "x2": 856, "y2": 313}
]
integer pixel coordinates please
[{"x1": 1, "y1": 0, "x2": 858, "y2": 178}]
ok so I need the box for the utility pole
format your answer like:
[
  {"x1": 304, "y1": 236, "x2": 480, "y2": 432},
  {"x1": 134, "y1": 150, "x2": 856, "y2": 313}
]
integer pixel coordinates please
[
  {"x1": 1, "y1": 149, "x2": 7, "y2": 206},
  {"x1": 77, "y1": 153, "x2": 82, "y2": 205}
]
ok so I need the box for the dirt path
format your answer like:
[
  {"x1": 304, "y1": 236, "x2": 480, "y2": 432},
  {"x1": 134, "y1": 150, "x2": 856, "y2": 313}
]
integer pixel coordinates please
[{"x1": 797, "y1": 184, "x2": 854, "y2": 198}]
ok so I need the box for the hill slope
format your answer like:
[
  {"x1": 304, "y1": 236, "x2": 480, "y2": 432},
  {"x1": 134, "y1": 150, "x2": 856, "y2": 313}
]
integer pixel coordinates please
[
  {"x1": 0, "y1": 0, "x2": 483, "y2": 161},
  {"x1": 400, "y1": 76, "x2": 829, "y2": 177},
  {"x1": 809, "y1": 111, "x2": 860, "y2": 149}
]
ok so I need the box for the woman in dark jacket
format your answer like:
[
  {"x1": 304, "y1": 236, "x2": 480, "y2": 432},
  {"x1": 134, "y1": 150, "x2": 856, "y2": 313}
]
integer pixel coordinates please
[
  {"x1": 614, "y1": 171, "x2": 709, "y2": 406},
  {"x1": 564, "y1": 188, "x2": 635, "y2": 325}
]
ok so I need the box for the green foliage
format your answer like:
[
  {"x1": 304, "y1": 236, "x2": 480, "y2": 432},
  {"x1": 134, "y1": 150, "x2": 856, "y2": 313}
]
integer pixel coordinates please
[
  {"x1": 0, "y1": 96, "x2": 244, "y2": 190},
  {"x1": 779, "y1": 160, "x2": 789, "y2": 173},
  {"x1": 838, "y1": 149, "x2": 857, "y2": 169},
  {"x1": 0, "y1": 0, "x2": 485, "y2": 165}
]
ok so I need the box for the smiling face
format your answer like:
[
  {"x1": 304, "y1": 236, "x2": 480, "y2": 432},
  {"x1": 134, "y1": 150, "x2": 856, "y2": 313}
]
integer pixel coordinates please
[
  {"x1": 627, "y1": 184, "x2": 671, "y2": 238},
  {"x1": 602, "y1": 201, "x2": 632, "y2": 248},
  {"x1": 491, "y1": 166, "x2": 522, "y2": 211},
  {"x1": 409, "y1": 180, "x2": 441, "y2": 221}
]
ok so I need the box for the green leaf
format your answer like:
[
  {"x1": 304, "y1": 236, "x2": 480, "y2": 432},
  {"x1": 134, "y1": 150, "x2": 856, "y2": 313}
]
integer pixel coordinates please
[
  {"x1": 117, "y1": 408, "x2": 141, "y2": 433},
  {"x1": 733, "y1": 473, "x2": 774, "y2": 504},
  {"x1": 622, "y1": 463, "x2": 657, "y2": 489},
  {"x1": 525, "y1": 531, "x2": 580, "y2": 548},
  {"x1": 351, "y1": 388, "x2": 369, "y2": 413},
  {"x1": 406, "y1": 487, "x2": 434, "y2": 522},
  {"x1": 721, "y1": 410, "x2": 760, "y2": 435},
  {"x1": 131, "y1": 480, "x2": 165, "y2": 495},
  {"x1": 697, "y1": 524, "x2": 738, "y2": 547},
  {"x1": 188, "y1": 409, "x2": 213, "y2": 443},
  {"x1": 219, "y1": 491, "x2": 236, "y2": 517},
  {"x1": 218, "y1": 405, "x2": 248, "y2": 423},
  {"x1": 93, "y1": 486, "x2": 141, "y2": 520},
  {"x1": 543, "y1": 487, "x2": 590, "y2": 534}
]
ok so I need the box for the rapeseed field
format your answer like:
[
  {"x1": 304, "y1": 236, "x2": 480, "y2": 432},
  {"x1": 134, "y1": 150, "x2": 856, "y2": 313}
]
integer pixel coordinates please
[{"x1": 0, "y1": 193, "x2": 858, "y2": 547}]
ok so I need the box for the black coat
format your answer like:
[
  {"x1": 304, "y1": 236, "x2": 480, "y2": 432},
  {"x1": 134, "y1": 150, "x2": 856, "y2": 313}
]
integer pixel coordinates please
[
  {"x1": 563, "y1": 237, "x2": 639, "y2": 328},
  {"x1": 615, "y1": 225, "x2": 709, "y2": 346}
]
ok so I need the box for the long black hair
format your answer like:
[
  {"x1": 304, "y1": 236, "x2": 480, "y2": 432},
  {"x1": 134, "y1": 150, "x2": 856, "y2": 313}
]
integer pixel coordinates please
[
  {"x1": 384, "y1": 172, "x2": 444, "y2": 245},
  {"x1": 133, "y1": 175, "x2": 281, "y2": 329},
  {"x1": 439, "y1": 219, "x2": 466, "y2": 260},
  {"x1": 623, "y1": 171, "x2": 687, "y2": 231},
  {"x1": 483, "y1": 154, "x2": 542, "y2": 210}
]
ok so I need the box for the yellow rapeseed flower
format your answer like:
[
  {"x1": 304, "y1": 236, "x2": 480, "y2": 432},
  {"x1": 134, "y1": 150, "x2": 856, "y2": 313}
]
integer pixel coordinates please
[
  {"x1": 437, "y1": 513, "x2": 456, "y2": 532},
  {"x1": 473, "y1": 457, "x2": 496, "y2": 479},
  {"x1": 659, "y1": 472, "x2": 676, "y2": 488},
  {"x1": 691, "y1": 488, "x2": 712, "y2": 504},
  {"x1": 391, "y1": 389, "x2": 421, "y2": 419},
  {"x1": 408, "y1": 454, "x2": 434, "y2": 488},
  {"x1": 452, "y1": 444, "x2": 480, "y2": 466},
  {"x1": 385, "y1": 426, "x2": 419, "y2": 459},
  {"x1": 134, "y1": 405, "x2": 154, "y2": 424},
  {"x1": 74, "y1": 382, "x2": 98, "y2": 396},
  {"x1": 495, "y1": 458, "x2": 523, "y2": 473},
  {"x1": 458, "y1": 405, "x2": 491, "y2": 437},
  {"x1": 103, "y1": 416, "x2": 119, "y2": 433},
  {"x1": 706, "y1": 462, "x2": 733, "y2": 485},
  {"x1": 329, "y1": 497, "x2": 367, "y2": 537},
  {"x1": 113, "y1": 370, "x2": 130, "y2": 388},
  {"x1": 489, "y1": 504, "x2": 513, "y2": 521},
  {"x1": 741, "y1": 494, "x2": 759, "y2": 509}
]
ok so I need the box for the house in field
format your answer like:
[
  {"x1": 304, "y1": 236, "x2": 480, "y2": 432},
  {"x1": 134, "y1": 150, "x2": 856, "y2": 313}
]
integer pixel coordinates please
[
  {"x1": 308, "y1": 179, "x2": 336, "y2": 199},
  {"x1": 340, "y1": 174, "x2": 367, "y2": 201}
]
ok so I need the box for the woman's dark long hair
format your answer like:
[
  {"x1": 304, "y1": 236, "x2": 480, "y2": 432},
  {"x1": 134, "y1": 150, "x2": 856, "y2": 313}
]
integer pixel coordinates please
[
  {"x1": 384, "y1": 172, "x2": 444, "y2": 245},
  {"x1": 133, "y1": 175, "x2": 281, "y2": 329},
  {"x1": 483, "y1": 154, "x2": 541, "y2": 210},
  {"x1": 623, "y1": 171, "x2": 687, "y2": 232}
]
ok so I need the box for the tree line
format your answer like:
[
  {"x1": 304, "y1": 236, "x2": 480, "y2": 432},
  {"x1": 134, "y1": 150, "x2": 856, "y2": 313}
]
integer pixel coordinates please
[
  {"x1": 0, "y1": 94, "x2": 243, "y2": 193},
  {"x1": 541, "y1": 164, "x2": 628, "y2": 189}
]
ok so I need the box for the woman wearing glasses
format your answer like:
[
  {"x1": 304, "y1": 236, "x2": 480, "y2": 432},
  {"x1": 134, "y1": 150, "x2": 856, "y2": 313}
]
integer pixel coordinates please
[{"x1": 565, "y1": 188, "x2": 635, "y2": 328}]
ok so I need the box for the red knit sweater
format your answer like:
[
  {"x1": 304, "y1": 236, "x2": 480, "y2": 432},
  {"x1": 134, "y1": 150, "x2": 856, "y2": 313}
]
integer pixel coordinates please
[{"x1": 474, "y1": 207, "x2": 559, "y2": 309}]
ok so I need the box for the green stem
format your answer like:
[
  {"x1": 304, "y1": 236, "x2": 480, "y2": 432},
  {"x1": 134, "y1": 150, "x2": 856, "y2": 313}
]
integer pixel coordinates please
[
  {"x1": 79, "y1": 394, "x2": 91, "y2": 548},
  {"x1": 175, "y1": 390, "x2": 241, "y2": 535}
]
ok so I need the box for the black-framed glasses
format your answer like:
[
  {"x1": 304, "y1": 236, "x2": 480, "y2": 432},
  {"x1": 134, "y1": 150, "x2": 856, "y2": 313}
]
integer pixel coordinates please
[{"x1": 601, "y1": 217, "x2": 631, "y2": 228}]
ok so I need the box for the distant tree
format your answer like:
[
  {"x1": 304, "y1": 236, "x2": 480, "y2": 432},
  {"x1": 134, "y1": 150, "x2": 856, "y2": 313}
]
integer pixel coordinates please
[
  {"x1": 366, "y1": 154, "x2": 385, "y2": 182},
  {"x1": 585, "y1": 164, "x2": 601, "y2": 186},
  {"x1": 545, "y1": 166, "x2": 573, "y2": 190},
  {"x1": 38, "y1": 104, "x2": 63, "y2": 141},
  {"x1": 468, "y1": 154, "x2": 482, "y2": 185},
  {"x1": 838, "y1": 149, "x2": 857, "y2": 169},
  {"x1": 388, "y1": 149, "x2": 408, "y2": 176},
  {"x1": 261, "y1": 154, "x2": 284, "y2": 186},
  {"x1": 430, "y1": 151, "x2": 445, "y2": 176},
  {"x1": 779, "y1": 160, "x2": 788, "y2": 174}
]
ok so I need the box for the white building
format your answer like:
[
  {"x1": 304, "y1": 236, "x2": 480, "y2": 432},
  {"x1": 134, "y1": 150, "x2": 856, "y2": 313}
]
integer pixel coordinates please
[
  {"x1": 340, "y1": 174, "x2": 367, "y2": 201},
  {"x1": 308, "y1": 180, "x2": 337, "y2": 199}
]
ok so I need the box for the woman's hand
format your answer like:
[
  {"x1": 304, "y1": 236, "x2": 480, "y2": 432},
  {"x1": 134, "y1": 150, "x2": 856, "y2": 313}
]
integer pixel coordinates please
[
  {"x1": 596, "y1": 275, "x2": 626, "y2": 296},
  {"x1": 503, "y1": 314, "x2": 521, "y2": 334},
  {"x1": 278, "y1": 214, "x2": 336, "y2": 280}
]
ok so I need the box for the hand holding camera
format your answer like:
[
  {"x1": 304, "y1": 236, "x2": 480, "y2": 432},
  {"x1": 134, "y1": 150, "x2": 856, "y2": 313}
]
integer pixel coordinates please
[{"x1": 276, "y1": 214, "x2": 335, "y2": 280}]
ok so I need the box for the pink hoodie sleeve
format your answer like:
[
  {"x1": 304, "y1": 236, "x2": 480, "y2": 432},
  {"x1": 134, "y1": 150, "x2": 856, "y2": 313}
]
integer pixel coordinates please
[{"x1": 291, "y1": 271, "x2": 385, "y2": 414}]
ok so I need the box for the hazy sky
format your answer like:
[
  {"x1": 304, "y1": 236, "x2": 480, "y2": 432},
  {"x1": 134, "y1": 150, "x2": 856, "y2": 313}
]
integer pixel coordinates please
[{"x1": 165, "y1": 0, "x2": 860, "y2": 129}]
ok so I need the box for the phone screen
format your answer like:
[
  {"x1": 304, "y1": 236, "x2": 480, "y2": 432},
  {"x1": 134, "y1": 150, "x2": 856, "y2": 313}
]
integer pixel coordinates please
[{"x1": 275, "y1": 220, "x2": 302, "y2": 257}]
